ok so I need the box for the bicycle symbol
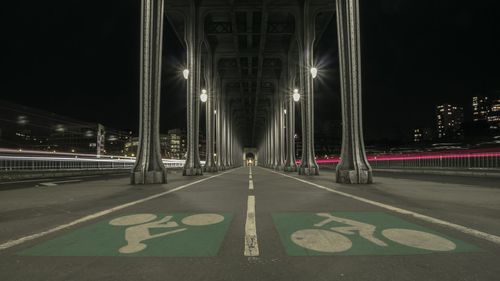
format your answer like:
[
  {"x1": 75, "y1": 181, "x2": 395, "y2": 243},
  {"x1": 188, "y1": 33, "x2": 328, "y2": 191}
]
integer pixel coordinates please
[
  {"x1": 109, "y1": 213, "x2": 225, "y2": 254},
  {"x1": 291, "y1": 213, "x2": 456, "y2": 253}
]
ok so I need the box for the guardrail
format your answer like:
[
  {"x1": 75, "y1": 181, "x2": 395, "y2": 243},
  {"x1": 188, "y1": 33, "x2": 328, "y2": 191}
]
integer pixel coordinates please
[
  {"x1": 0, "y1": 154, "x2": 186, "y2": 172},
  {"x1": 315, "y1": 149, "x2": 500, "y2": 171}
]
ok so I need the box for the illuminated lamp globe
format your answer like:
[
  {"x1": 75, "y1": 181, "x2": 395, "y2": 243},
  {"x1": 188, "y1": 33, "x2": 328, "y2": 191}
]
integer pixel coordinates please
[
  {"x1": 200, "y1": 89, "x2": 208, "y2": 103},
  {"x1": 183, "y1": 69, "x2": 190, "y2": 80},
  {"x1": 310, "y1": 67, "x2": 318, "y2": 79},
  {"x1": 293, "y1": 89, "x2": 301, "y2": 102}
]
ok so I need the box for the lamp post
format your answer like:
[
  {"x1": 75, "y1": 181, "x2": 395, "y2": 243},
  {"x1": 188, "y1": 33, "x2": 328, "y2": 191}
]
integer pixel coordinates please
[
  {"x1": 310, "y1": 67, "x2": 318, "y2": 79},
  {"x1": 200, "y1": 89, "x2": 208, "y2": 103},
  {"x1": 293, "y1": 88, "x2": 301, "y2": 102},
  {"x1": 284, "y1": 88, "x2": 301, "y2": 172}
]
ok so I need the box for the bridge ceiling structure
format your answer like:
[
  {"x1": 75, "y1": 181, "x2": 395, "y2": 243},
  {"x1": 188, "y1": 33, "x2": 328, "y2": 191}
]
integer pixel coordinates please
[{"x1": 165, "y1": 0, "x2": 334, "y2": 147}]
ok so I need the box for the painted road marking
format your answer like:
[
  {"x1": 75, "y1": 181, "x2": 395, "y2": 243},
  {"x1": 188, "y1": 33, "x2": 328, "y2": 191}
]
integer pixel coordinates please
[
  {"x1": 0, "y1": 178, "x2": 55, "y2": 185},
  {"x1": 39, "y1": 180, "x2": 82, "y2": 187},
  {"x1": 267, "y1": 168, "x2": 500, "y2": 246},
  {"x1": 249, "y1": 180, "x2": 254, "y2": 190},
  {"x1": 20, "y1": 213, "x2": 232, "y2": 257},
  {"x1": 0, "y1": 168, "x2": 238, "y2": 251},
  {"x1": 66, "y1": 175, "x2": 100, "y2": 179},
  {"x1": 244, "y1": 195, "x2": 259, "y2": 256},
  {"x1": 273, "y1": 212, "x2": 478, "y2": 256}
]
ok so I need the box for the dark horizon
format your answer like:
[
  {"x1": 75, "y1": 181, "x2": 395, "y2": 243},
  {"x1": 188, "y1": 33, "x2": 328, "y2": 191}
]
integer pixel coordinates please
[{"x1": 2, "y1": 0, "x2": 500, "y2": 142}]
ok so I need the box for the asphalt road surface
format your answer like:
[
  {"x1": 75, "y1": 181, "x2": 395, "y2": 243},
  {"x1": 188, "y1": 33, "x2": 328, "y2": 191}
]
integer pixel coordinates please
[{"x1": 1, "y1": 167, "x2": 499, "y2": 281}]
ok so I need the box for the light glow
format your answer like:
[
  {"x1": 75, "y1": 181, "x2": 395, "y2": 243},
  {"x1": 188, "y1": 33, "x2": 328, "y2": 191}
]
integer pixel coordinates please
[
  {"x1": 310, "y1": 67, "x2": 318, "y2": 79},
  {"x1": 183, "y1": 69, "x2": 190, "y2": 80},
  {"x1": 200, "y1": 89, "x2": 208, "y2": 103},
  {"x1": 293, "y1": 89, "x2": 301, "y2": 102}
]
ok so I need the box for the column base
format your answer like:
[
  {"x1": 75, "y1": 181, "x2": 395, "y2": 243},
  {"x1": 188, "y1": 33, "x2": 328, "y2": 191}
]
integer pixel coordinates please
[
  {"x1": 298, "y1": 166, "x2": 320, "y2": 176},
  {"x1": 203, "y1": 165, "x2": 219, "y2": 173},
  {"x1": 283, "y1": 165, "x2": 298, "y2": 172},
  {"x1": 274, "y1": 165, "x2": 283, "y2": 171},
  {"x1": 336, "y1": 168, "x2": 373, "y2": 184},
  {"x1": 183, "y1": 167, "x2": 203, "y2": 176},
  {"x1": 131, "y1": 170, "x2": 167, "y2": 185}
]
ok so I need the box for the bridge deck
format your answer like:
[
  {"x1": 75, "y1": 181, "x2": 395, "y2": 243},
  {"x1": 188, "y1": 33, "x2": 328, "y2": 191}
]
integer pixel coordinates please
[{"x1": 1, "y1": 168, "x2": 499, "y2": 281}]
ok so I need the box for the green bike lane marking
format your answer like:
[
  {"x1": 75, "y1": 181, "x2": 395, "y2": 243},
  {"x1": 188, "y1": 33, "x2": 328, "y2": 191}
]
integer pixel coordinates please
[
  {"x1": 19, "y1": 213, "x2": 232, "y2": 257},
  {"x1": 273, "y1": 212, "x2": 480, "y2": 256}
]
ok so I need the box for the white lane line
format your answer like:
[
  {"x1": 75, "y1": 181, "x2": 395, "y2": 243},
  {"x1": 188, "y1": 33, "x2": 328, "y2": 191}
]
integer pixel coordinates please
[
  {"x1": 66, "y1": 175, "x2": 100, "y2": 179},
  {"x1": 268, "y1": 168, "x2": 500, "y2": 246},
  {"x1": 249, "y1": 180, "x2": 254, "y2": 190},
  {"x1": 0, "y1": 178, "x2": 55, "y2": 185},
  {"x1": 39, "y1": 180, "x2": 82, "y2": 187},
  {"x1": 0, "y1": 169, "x2": 237, "y2": 251},
  {"x1": 244, "y1": 195, "x2": 259, "y2": 256}
]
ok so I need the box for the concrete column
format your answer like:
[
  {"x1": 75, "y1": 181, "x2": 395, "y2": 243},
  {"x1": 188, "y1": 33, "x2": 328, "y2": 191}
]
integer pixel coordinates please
[
  {"x1": 227, "y1": 111, "x2": 232, "y2": 168},
  {"x1": 265, "y1": 119, "x2": 270, "y2": 167},
  {"x1": 298, "y1": 0, "x2": 319, "y2": 176},
  {"x1": 220, "y1": 92, "x2": 227, "y2": 170},
  {"x1": 278, "y1": 82, "x2": 286, "y2": 170},
  {"x1": 274, "y1": 94, "x2": 283, "y2": 170},
  {"x1": 267, "y1": 118, "x2": 272, "y2": 167},
  {"x1": 131, "y1": 0, "x2": 167, "y2": 185},
  {"x1": 335, "y1": 0, "x2": 373, "y2": 184},
  {"x1": 204, "y1": 52, "x2": 217, "y2": 172},
  {"x1": 215, "y1": 84, "x2": 222, "y2": 169},
  {"x1": 284, "y1": 79, "x2": 297, "y2": 172},
  {"x1": 228, "y1": 106, "x2": 233, "y2": 167},
  {"x1": 270, "y1": 106, "x2": 276, "y2": 169},
  {"x1": 183, "y1": 1, "x2": 203, "y2": 176}
]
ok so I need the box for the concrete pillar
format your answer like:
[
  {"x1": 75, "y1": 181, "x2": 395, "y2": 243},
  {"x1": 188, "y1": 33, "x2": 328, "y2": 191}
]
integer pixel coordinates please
[
  {"x1": 298, "y1": 0, "x2": 319, "y2": 176},
  {"x1": 228, "y1": 108, "x2": 232, "y2": 167},
  {"x1": 131, "y1": 0, "x2": 167, "y2": 185},
  {"x1": 204, "y1": 52, "x2": 217, "y2": 172},
  {"x1": 335, "y1": 0, "x2": 373, "y2": 184},
  {"x1": 270, "y1": 107, "x2": 276, "y2": 169},
  {"x1": 274, "y1": 94, "x2": 283, "y2": 170},
  {"x1": 265, "y1": 119, "x2": 270, "y2": 167},
  {"x1": 183, "y1": 1, "x2": 203, "y2": 176},
  {"x1": 278, "y1": 81, "x2": 286, "y2": 170},
  {"x1": 284, "y1": 78, "x2": 298, "y2": 172},
  {"x1": 215, "y1": 84, "x2": 223, "y2": 169},
  {"x1": 220, "y1": 92, "x2": 227, "y2": 170}
]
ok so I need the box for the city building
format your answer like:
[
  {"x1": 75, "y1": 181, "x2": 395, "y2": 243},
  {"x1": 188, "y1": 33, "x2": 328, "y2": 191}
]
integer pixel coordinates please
[
  {"x1": 488, "y1": 97, "x2": 500, "y2": 123},
  {"x1": 0, "y1": 100, "x2": 132, "y2": 155},
  {"x1": 488, "y1": 97, "x2": 500, "y2": 133},
  {"x1": 165, "y1": 129, "x2": 187, "y2": 159},
  {"x1": 436, "y1": 104, "x2": 464, "y2": 140},
  {"x1": 413, "y1": 128, "x2": 433, "y2": 143},
  {"x1": 472, "y1": 96, "x2": 490, "y2": 122}
]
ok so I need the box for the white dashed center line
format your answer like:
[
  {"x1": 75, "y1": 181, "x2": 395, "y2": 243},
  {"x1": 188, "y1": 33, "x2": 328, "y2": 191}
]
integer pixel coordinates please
[{"x1": 244, "y1": 167, "x2": 259, "y2": 256}]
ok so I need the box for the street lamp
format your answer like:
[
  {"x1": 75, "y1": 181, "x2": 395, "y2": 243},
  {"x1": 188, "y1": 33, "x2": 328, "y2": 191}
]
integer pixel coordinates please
[
  {"x1": 183, "y1": 69, "x2": 190, "y2": 80},
  {"x1": 200, "y1": 89, "x2": 208, "y2": 103},
  {"x1": 293, "y1": 89, "x2": 301, "y2": 102},
  {"x1": 310, "y1": 67, "x2": 318, "y2": 79}
]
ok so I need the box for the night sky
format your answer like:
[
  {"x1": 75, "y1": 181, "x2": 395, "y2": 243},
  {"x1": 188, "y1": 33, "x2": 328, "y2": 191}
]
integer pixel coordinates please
[{"x1": 2, "y1": 0, "x2": 500, "y2": 142}]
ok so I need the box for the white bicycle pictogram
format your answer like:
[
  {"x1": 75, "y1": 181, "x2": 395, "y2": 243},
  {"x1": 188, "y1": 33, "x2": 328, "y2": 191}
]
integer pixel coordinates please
[
  {"x1": 291, "y1": 213, "x2": 456, "y2": 253},
  {"x1": 109, "y1": 213, "x2": 225, "y2": 254}
]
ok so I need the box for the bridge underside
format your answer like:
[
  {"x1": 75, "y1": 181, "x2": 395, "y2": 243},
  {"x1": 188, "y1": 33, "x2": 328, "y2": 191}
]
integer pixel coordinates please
[
  {"x1": 166, "y1": 0, "x2": 334, "y2": 147},
  {"x1": 132, "y1": 0, "x2": 373, "y2": 184}
]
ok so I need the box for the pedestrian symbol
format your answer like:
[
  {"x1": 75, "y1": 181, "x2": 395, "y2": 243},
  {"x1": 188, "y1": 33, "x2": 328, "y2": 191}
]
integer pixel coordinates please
[
  {"x1": 273, "y1": 212, "x2": 479, "y2": 256},
  {"x1": 20, "y1": 213, "x2": 232, "y2": 257}
]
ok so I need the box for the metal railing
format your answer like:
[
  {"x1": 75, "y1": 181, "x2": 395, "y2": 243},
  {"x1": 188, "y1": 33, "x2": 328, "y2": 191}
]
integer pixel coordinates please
[
  {"x1": 316, "y1": 150, "x2": 500, "y2": 172},
  {"x1": 369, "y1": 153, "x2": 500, "y2": 171},
  {"x1": 0, "y1": 154, "x2": 186, "y2": 172}
]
